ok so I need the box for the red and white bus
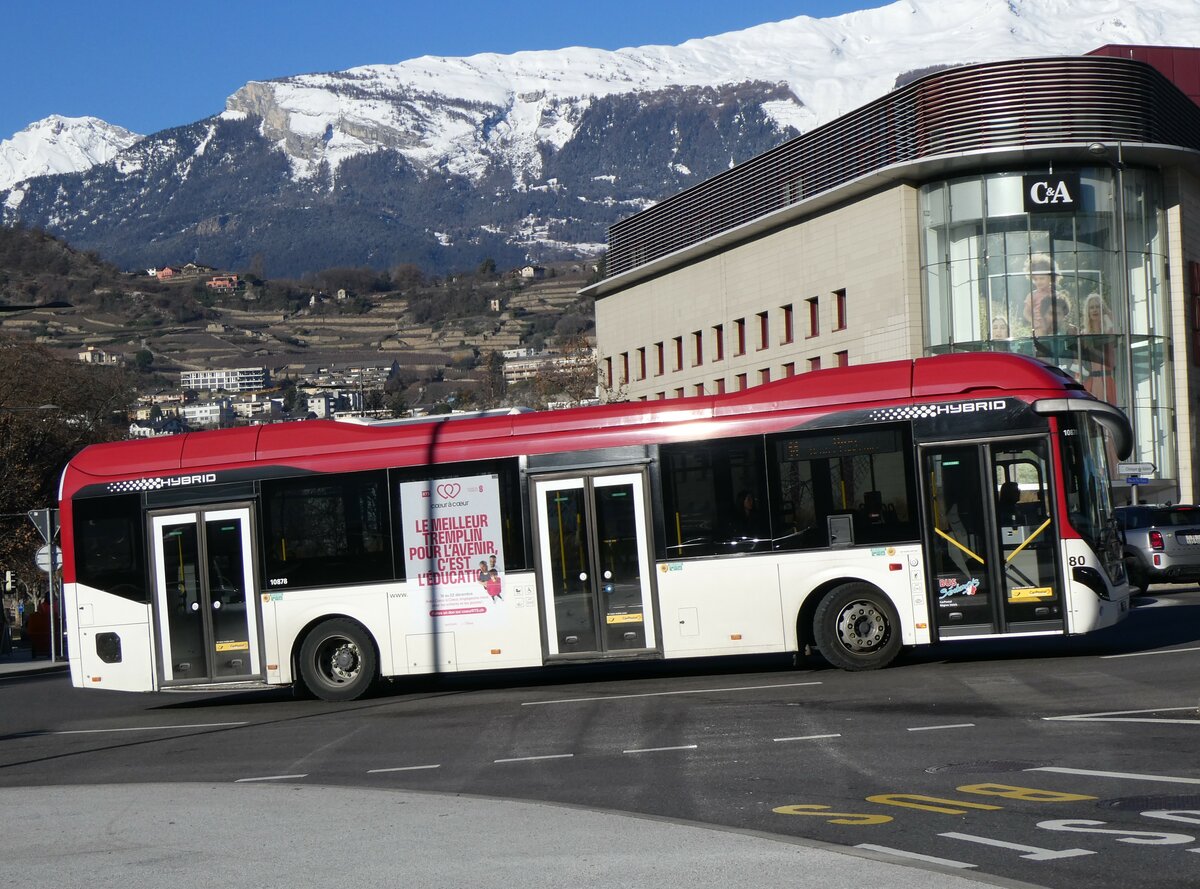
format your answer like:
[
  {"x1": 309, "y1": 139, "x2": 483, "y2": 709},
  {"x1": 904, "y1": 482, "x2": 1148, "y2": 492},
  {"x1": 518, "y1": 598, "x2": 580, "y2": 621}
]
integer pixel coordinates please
[{"x1": 60, "y1": 352, "x2": 1132, "y2": 701}]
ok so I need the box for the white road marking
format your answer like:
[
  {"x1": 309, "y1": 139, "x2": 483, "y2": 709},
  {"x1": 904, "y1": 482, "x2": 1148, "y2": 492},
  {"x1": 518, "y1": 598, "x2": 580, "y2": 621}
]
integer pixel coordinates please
[
  {"x1": 53, "y1": 722, "x2": 248, "y2": 734},
  {"x1": 907, "y1": 723, "x2": 976, "y2": 732},
  {"x1": 855, "y1": 844, "x2": 976, "y2": 869},
  {"x1": 522, "y1": 682, "x2": 821, "y2": 706},
  {"x1": 623, "y1": 744, "x2": 698, "y2": 754},
  {"x1": 235, "y1": 774, "x2": 308, "y2": 783},
  {"x1": 940, "y1": 831, "x2": 1094, "y2": 860},
  {"x1": 1102, "y1": 646, "x2": 1200, "y2": 659},
  {"x1": 367, "y1": 764, "x2": 441, "y2": 773},
  {"x1": 494, "y1": 754, "x2": 575, "y2": 764},
  {"x1": 1043, "y1": 707, "x2": 1200, "y2": 725},
  {"x1": 774, "y1": 733, "x2": 842, "y2": 742},
  {"x1": 1028, "y1": 767, "x2": 1200, "y2": 785}
]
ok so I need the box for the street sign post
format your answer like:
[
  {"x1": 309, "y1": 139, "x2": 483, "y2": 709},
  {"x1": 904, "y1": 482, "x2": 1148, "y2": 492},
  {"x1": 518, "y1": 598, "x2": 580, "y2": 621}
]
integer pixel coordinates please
[
  {"x1": 32, "y1": 541, "x2": 62, "y2": 662},
  {"x1": 1124, "y1": 476, "x2": 1150, "y2": 486},
  {"x1": 1117, "y1": 462, "x2": 1156, "y2": 477},
  {"x1": 35, "y1": 544, "x2": 61, "y2": 573},
  {"x1": 27, "y1": 508, "x2": 60, "y2": 544}
]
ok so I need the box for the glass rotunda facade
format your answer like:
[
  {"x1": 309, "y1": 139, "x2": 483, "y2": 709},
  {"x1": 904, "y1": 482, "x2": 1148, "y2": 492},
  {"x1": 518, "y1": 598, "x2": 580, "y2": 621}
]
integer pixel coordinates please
[{"x1": 920, "y1": 166, "x2": 1174, "y2": 481}]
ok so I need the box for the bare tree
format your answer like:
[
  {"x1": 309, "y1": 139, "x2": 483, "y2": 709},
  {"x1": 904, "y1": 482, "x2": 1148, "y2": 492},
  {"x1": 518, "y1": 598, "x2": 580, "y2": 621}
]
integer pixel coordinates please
[{"x1": 0, "y1": 336, "x2": 133, "y2": 593}]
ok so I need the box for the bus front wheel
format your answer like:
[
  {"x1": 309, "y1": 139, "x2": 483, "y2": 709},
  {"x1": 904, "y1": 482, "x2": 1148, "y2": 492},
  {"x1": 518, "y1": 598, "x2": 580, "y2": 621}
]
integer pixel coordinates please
[
  {"x1": 813, "y1": 584, "x2": 901, "y2": 671},
  {"x1": 298, "y1": 619, "x2": 378, "y2": 702}
]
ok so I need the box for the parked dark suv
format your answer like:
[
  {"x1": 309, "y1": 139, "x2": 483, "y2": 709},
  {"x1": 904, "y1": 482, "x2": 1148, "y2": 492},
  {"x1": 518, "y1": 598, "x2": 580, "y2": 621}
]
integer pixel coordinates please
[{"x1": 1114, "y1": 504, "x2": 1200, "y2": 594}]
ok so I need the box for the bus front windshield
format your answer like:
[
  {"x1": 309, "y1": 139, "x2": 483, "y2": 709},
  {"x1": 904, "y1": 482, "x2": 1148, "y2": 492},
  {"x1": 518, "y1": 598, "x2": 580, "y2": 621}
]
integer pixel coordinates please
[{"x1": 1059, "y1": 414, "x2": 1123, "y2": 581}]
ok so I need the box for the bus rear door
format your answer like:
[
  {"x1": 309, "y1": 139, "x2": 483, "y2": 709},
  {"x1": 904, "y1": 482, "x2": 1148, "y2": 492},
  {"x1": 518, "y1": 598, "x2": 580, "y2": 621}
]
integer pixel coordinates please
[
  {"x1": 149, "y1": 505, "x2": 263, "y2": 687},
  {"x1": 921, "y1": 439, "x2": 1065, "y2": 638},
  {"x1": 532, "y1": 470, "x2": 661, "y2": 660}
]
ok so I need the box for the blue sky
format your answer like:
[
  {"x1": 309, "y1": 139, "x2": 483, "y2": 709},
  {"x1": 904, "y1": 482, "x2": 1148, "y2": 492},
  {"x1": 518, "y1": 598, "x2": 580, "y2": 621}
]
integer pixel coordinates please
[{"x1": 2, "y1": 1, "x2": 878, "y2": 139}]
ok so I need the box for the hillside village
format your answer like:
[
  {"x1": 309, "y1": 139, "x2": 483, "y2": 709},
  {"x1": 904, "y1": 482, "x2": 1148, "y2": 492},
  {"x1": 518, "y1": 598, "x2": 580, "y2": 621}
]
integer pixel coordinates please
[{"x1": 0, "y1": 248, "x2": 602, "y2": 431}]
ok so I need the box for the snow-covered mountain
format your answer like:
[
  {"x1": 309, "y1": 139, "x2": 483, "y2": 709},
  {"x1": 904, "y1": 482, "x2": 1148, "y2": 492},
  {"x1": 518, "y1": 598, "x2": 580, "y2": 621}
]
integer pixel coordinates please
[
  {"x1": 4, "y1": 0, "x2": 1200, "y2": 276},
  {"x1": 0, "y1": 115, "x2": 141, "y2": 193},
  {"x1": 221, "y1": 0, "x2": 1200, "y2": 186}
]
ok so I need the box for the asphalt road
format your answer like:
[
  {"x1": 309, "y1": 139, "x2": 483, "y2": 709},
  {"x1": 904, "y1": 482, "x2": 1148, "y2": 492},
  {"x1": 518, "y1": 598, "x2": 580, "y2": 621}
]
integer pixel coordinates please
[{"x1": 1, "y1": 589, "x2": 1197, "y2": 889}]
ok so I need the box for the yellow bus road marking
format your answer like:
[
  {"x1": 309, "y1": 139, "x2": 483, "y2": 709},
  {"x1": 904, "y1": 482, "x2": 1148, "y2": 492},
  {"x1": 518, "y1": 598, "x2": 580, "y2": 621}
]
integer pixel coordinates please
[
  {"x1": 367, "y1": 764, "x2": 441, "y2": 773},
  {"x1": 522, "y1": 681, "x2": 821, "y2": 706},
  {"x1": 855, "y1": 844, "x2": 976, "y2": 869},
  {"x1": 1028, "y1": 767, "x2": 1200, "y2": 786}
]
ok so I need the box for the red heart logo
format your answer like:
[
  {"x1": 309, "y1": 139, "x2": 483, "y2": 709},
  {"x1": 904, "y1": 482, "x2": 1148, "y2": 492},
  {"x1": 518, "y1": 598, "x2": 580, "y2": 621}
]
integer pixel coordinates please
[{"x1": 436, "y1": 483, "x2": 461, "y2": 499}]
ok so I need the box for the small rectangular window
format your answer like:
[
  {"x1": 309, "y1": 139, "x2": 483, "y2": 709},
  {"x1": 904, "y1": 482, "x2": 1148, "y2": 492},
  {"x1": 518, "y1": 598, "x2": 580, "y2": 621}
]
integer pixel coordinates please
[
  {"x1": 757, "y1": 312, "x2": 769, "y2": 350},
  {"x1": 713, "y1": 324, "x2": 725, "y2": 361},
  {"x1": 834, "y1": 289, "x2": 847, "y2": 331},
  {"x1": 781, "y1": 304, "x2": 794, "y2": 344},
  {"x1": 835, "y1": 350, "x2": 849, "y2": 368},
  {"x1": 736, "y1": 373, "x2": 748, "y2": 391},
  {"x1": 760, "y1": 368, "x2": 771, "y2": 385},
  {"x1": 808, "y1": 356, "x2": 821, "y2": 373},
  {"x1": 620, "y1": 352, "x2": 630, "y2": 385},
  {"x1": 783, "y1": 362, "x2": 796, "y2": 378},
  {"x1": 694, "y1": 383, "x2": 706, "y2": 396},
  {"x1": 655, "y1": 342, "x2": 665, "y2": 376},
  {"x1": 674, "y1": 387, "x2": 685, "y2": 399},
  {"x1": 674, "y1": 336, "x2": 684, "y2": 372},
  {"x1": 637, "y1": 347, "x2": 647, "y2": 380},
  {"x1": 262, "y1": 470, "x2": 392, "y2": 588},
  {"x1": 660, "y1": 436, "x2": 770, "y2": 558},
  {"x1": 604, "y1": 356, "x2": 613, "y2": 388},
  {"x1": 714, "y1": 378, "x2": 726, "y2": 394},
  {"x1": 734, "y1": 318, "x2": 746, "y2": 356},
  {"x1": 692, "y1": 330, "x2": 703, "y2": 366},
  {"x1": 807, "y1": 297, "x2": 820, "y2": 338}
]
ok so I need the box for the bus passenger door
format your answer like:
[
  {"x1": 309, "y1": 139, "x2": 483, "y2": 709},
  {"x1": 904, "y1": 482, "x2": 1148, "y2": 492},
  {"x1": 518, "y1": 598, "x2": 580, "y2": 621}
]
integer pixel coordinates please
[
  {"x1": 921, "y1": 440, "x2": 1063, "y2": 638},
  {"x1": 532, "y1": 471, "x2": 660, "y2": 660},
  {"x1": 150, "y1": 506, "x2": 262, "y2": 686}
]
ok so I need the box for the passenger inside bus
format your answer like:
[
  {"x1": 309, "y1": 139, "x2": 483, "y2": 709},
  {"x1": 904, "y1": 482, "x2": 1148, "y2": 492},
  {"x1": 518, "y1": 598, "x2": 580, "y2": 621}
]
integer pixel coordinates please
[{"x1": 997, "y1": 481, "x2": 1022, "y2": 525}]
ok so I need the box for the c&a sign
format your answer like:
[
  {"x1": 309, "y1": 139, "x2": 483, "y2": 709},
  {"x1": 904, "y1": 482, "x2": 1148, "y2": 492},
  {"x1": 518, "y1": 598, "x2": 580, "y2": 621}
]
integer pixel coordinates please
[{"x1": 1023, "y1": 172, "x2": 1081, "y2": 213}]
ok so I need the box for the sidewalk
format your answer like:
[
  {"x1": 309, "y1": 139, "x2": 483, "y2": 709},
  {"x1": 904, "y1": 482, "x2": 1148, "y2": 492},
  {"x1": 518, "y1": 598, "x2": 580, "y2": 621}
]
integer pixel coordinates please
[{"x1": 0, "y1": 638, "x2": 68, "y2": 678}]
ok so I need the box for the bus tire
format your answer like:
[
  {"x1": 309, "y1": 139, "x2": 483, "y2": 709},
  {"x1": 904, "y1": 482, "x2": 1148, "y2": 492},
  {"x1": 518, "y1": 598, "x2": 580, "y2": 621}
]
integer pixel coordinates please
[
  {"x1": 813, "y1": 583, "x2": 901, "y2": 671},
  {"x1": 298, "y1": 619, "x2": 377, "y2": 702}
]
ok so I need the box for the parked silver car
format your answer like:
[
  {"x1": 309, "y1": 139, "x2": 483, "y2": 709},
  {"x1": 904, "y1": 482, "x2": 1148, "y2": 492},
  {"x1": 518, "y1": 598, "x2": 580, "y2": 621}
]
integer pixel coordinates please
[{"x1": 1115, "y1": 504, "x2": 1200, "y2": 594}]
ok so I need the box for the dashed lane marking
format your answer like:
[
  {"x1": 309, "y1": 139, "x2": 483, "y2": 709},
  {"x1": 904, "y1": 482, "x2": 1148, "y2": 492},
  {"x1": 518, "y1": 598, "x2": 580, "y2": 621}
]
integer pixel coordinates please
[
  {"x1": 1043, "y1": 707, "x2": 1200, "y2": 725},
  {"x1": 235, "y1": 774, "x2": 308, "y2": 783},
  {"x1": 367, "y1": 764, "x2": 441, "y2": 773},
  {"x1": 623, "y1": 744, "x2": 698, "y2": 755},
  {"x1": 1027, "y1": 767, "x2": 1200, "y2": 786},
  {"x1": 54, "y1": 722, "x2": 249, "y2": 734},
  {"x1": 1102, "y1": 646, "x2": 1200, "y2": 659},
  {"x1": 774, "y1": 733, "x2": 842, "y2": 742},
  {"x1": 494, "y1": 754, "x2": 575, "y2": 763},
  {"x1": 522, "y1": 682, "x2": 822, "y2": 706},
  {"x1": 855, "y1": 844, "x2": 976, "y2": 869},
  {"x1": 907, "y1": 723, "x2": 976, "y2": 732}
]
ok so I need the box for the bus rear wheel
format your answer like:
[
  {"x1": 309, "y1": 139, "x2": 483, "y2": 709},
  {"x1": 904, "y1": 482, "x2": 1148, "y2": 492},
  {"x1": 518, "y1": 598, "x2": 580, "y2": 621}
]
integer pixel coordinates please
[
  {"x1": 298, "y1": 619, "x2": 377, "y2": 702},
  {"x1": 813, "y1": 583, "x2": 901, "y2": 671}
]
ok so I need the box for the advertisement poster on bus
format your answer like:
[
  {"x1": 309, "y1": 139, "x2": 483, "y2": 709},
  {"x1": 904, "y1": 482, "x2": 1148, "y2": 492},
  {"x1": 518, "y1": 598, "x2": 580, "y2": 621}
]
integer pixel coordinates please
[{"x1": 399, "y1": 474, "x2": 506, "y2": 629}]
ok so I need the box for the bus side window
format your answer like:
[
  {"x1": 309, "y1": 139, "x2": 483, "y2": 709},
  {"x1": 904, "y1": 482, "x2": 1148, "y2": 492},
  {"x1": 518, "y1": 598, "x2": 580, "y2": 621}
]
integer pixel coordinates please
[
  {"x1": 660, "y1": 437, "x2": 768, "y2": 557},
  {"x1": 769, "y1": 425, "x2": 918, "y2": 551}
]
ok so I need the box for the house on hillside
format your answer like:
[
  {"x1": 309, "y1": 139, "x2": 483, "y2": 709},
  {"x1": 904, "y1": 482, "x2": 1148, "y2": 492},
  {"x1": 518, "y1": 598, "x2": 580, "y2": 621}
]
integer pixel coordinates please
[{"x1": 206, "y1": 275, "x2": 239, "y2": 293}]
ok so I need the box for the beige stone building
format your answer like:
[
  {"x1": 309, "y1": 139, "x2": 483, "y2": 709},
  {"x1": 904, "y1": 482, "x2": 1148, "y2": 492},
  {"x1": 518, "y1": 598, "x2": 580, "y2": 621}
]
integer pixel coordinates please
[{"x1": 585, "y1": 47, "x2": 1200, "y2": 504}]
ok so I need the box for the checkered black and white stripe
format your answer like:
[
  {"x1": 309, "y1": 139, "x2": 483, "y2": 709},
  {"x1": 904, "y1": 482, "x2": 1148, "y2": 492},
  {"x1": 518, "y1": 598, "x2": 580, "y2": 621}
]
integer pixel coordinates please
[
  {"x1": 106, "y1": 477, "x2": 166, "y2": 494},
  {"x1": 867, "y1": 405, "x2": 941, "y2": 422}
]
